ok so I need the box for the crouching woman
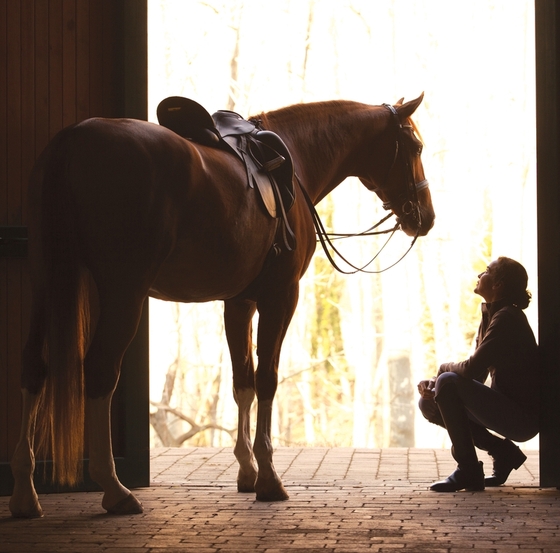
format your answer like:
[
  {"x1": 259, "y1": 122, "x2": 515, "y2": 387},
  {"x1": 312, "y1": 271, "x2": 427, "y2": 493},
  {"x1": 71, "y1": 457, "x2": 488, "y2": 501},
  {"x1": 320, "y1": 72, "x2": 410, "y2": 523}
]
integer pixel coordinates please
[{"x1": 418, "y1": 257, "x2": 539, "y2": 492}]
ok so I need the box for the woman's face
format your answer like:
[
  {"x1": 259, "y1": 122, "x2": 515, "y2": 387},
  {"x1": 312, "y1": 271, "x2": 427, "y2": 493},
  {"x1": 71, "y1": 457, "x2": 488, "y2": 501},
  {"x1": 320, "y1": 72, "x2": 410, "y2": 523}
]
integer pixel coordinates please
[{"x1": 475, "y1": 260, "x2": 502, "y2": 302}]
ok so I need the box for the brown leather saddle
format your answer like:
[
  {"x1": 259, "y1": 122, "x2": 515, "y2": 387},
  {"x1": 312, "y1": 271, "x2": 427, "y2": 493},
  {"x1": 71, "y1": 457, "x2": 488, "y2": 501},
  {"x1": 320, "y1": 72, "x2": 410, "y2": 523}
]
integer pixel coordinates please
[{"x1": 156, "y1": 97, "x2": 296, "y2": 226}]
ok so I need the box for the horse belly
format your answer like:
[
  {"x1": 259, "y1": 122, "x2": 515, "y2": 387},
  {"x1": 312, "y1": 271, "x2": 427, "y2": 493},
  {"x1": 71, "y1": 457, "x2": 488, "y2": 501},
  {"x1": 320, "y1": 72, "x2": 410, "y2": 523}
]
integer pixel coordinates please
[{"x1": 149, "y1": 227, "x2": 276, "y2": 303}]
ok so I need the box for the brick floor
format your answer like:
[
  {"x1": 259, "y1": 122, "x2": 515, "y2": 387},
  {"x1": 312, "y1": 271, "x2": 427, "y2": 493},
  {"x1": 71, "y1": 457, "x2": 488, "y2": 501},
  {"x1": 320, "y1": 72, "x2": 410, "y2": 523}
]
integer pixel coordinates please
[{"x1": 1, "y1": 448, "x2": 559, "y2": 552}]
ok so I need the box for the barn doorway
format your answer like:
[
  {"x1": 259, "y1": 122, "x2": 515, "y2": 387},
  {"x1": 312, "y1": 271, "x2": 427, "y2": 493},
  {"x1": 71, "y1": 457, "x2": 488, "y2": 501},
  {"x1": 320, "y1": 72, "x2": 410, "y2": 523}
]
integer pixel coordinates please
[{"x1": 146, "y1": 0, "x2": 537, "y2": 451}]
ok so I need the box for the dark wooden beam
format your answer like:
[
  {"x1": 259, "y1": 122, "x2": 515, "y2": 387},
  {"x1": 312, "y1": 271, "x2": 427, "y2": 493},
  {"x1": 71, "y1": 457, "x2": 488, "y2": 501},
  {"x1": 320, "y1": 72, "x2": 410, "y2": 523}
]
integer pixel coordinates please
[{"x1": 535, "y1": 0, "x2": 560, "y2": 487}]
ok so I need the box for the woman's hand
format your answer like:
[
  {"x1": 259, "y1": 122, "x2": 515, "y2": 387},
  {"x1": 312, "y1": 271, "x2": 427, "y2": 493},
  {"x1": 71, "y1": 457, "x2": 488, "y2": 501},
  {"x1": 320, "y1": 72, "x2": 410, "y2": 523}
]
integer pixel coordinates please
[{"x1": 417, "y1": 377, "x2": 436, "y2": 399}]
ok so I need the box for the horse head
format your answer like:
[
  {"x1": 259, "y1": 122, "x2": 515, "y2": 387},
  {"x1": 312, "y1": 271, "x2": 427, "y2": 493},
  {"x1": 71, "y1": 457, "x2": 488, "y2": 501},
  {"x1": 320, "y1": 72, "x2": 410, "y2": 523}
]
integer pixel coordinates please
[{"x1": 358, "y1": 93, "x2": 435, "y2": 237}]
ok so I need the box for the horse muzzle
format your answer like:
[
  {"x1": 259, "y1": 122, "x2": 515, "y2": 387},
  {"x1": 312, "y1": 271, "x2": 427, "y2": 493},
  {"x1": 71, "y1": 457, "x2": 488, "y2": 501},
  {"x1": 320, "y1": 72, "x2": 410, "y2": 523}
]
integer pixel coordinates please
[
  {"x1": 401, "y1": 179, "x2": 435, "y2": 237},
  {"x1": 399, "y1": 208, "x2": 435, "y2": 237}
]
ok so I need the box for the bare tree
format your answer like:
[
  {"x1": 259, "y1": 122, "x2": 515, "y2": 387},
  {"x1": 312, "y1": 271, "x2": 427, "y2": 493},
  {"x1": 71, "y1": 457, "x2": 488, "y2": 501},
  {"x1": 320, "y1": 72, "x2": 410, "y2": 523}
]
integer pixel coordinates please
[{"x1": 150, "y1": 304, "x2": 235, "y2": 447}]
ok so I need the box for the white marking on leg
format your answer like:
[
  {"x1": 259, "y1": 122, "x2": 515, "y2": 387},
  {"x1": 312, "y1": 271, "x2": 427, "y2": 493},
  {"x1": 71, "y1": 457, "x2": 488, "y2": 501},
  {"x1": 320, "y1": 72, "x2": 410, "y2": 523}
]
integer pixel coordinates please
[
  {"x1": 233, "y1": 388, "x2": 257, "y2": 491},
  {"x1": 9, "y1": 390, "x2": 43, "y2": 518},
  {"x1": 86, "y1": 396, "x2": 142, "y2": 514}
]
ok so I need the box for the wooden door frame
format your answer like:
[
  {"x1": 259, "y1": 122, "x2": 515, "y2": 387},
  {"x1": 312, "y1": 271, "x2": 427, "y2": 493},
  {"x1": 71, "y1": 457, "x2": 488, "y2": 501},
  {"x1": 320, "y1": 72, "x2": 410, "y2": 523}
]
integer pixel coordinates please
[{"x1": 535, "y1": 0, "x2": 560, "y2": 487}]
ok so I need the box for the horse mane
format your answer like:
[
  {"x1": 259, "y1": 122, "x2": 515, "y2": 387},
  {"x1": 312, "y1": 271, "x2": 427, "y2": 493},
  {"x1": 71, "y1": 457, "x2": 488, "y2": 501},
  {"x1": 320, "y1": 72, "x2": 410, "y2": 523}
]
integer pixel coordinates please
[
  {"x1": 260, "y1": 99, "x2": 423, "y2": 141},
  {"x1": 259, "y1": 100, "x2": 371, "y2": 142}
]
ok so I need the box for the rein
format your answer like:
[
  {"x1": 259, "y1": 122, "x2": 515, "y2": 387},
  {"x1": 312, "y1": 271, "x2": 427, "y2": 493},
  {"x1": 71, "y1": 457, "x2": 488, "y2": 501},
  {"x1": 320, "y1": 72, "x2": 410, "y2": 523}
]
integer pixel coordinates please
[
  {"x1": 298, "y1": 179, "x2": 419, "y2": 274},
  {"x1": 295, "y1": 103, "x2": 427, "y2": 275}
]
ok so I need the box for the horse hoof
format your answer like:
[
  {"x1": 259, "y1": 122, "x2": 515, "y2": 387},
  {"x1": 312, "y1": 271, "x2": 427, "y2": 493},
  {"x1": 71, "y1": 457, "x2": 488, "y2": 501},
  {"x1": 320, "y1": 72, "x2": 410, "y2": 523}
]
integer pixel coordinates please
[
  {"x1": 237, "y1": 480, "x2": 256, "y2": 493},
  {"x1": 105, "y1": 493, "x2": 143, "y2": 515},
  {"x1": 237, "y1": 469, "x2": 257, "y2": 493},
  {"x1": 255, "y1": 483, "x2": 290, "y2": 502},
  {"x1": 9, "y1": 499, "x2": 44, "y2": 519}
]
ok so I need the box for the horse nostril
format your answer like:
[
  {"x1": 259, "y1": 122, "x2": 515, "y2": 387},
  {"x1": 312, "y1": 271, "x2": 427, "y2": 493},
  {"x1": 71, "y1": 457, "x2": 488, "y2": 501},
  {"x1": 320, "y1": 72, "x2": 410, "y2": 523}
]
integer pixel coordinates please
[{"x1": 402, "y1": 201, "x2": 415, "y2": 216}]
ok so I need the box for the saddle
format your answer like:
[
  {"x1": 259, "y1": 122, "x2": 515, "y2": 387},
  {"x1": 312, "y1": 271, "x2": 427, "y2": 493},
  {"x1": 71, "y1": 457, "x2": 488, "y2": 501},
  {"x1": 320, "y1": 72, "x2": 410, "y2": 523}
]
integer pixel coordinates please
[{"x1": 156, "y1": 97, "x2": 296, "y2": 227}]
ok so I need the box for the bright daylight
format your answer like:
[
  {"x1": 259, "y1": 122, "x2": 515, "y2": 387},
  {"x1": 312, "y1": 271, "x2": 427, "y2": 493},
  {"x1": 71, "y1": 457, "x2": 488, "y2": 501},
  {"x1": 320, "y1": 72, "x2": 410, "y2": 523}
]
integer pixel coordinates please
[{"x1": 147, "y1": 0, "x2": 537, "y2": 450}]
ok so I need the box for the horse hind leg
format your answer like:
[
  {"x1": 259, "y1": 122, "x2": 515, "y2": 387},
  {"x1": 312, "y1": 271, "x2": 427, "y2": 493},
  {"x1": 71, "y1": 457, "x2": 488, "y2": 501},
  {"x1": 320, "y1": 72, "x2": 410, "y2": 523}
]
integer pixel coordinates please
[
  {"x1": 86, "y1": 396, "x2": 142, "y2": 514},
  {"x1": 224, "y1": 298, "x2": 259, "y2": 493},
  {"x1": 9, "y1": 303, "x2": 47, "y2": 518},
  {"x1": 84, "y1": 290, "x2": 146, "y2": 515},
  {"x1": 9, "y1": 390, "x2": 44, "y2": 518}
]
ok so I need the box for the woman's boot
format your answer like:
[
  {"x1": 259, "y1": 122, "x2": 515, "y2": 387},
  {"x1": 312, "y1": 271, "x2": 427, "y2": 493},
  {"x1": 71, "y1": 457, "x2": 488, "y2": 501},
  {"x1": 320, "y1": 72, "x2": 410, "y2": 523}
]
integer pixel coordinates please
[
  {"x1": 468, "y1": 423, "x2": 527, "y2": 486},
  {"x1": 430, "y1": 384, "x2": 485, "y2": 492},
  {"x1": 485, "y1": 439, "x2": 527, "y2": 486}
]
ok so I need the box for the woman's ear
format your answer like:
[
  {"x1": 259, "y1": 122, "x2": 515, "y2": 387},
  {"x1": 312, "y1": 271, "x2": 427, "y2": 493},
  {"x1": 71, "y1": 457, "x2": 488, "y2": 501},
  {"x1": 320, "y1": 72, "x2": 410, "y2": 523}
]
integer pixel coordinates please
[{"x1": 492, "y1": 279, "x2": 504, "y2": 292}]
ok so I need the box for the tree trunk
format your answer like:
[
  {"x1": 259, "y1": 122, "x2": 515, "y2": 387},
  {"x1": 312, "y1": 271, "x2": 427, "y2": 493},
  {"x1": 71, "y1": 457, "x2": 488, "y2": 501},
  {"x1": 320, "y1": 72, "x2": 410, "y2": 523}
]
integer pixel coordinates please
[{"x1": 388, "y1": 352, "x2": 414, "y2": 447}]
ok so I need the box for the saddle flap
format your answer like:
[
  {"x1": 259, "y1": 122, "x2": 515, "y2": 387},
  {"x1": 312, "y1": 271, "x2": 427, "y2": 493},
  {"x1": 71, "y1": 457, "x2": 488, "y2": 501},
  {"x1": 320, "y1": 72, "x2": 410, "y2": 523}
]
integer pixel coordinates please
[
  {"x1": 253, "y1": 173, "x2": 278, "y2": 218},
  {"x1": 233, "y1": 132, "x2": 295, "y2": 219},
  {"x1": 252, "y1": 131, "x2": 296, "y2": 213}
]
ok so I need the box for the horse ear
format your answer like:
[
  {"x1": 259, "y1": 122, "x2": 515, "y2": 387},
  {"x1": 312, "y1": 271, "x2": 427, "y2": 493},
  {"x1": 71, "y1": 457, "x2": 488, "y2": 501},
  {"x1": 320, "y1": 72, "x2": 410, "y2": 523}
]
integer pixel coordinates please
[
  {"x1": 395, "y1": 97, "x2": 405, "y2": 105},
  {"x1": 396, "y1": 92, "x2": 424, "y2": 120}
]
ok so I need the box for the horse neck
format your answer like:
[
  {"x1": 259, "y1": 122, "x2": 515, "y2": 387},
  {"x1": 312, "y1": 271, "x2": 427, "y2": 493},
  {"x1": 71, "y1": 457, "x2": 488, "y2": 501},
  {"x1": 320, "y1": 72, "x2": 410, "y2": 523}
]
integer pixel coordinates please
[{"x1": 261, "y1": 102, "x2": 387, "y2": 204}]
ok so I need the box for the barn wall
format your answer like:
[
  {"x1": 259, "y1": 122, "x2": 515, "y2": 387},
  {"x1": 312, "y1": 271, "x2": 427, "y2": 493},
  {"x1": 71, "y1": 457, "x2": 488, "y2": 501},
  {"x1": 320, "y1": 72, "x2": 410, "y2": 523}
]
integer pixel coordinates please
[{"x1": 0, "y1": 0, "x2": 148, "y2": 491}]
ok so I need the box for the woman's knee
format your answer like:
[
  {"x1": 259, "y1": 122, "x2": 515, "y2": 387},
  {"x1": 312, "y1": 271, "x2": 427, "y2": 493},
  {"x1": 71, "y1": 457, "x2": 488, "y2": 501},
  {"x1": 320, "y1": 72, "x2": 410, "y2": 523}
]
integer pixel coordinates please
[{"x1": 434, "y1": 371, "x2": 461, "y2": 396}]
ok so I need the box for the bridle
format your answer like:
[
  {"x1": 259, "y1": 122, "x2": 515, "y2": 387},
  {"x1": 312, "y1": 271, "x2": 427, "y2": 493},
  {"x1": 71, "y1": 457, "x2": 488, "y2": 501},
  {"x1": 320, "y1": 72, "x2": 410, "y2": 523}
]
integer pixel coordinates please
[
  {"x1": 377, "y1": 103, "x2": 429, "y2": 229},
  {"x1": 298, "y1": 103, "x2": 429, "y2": 275}
]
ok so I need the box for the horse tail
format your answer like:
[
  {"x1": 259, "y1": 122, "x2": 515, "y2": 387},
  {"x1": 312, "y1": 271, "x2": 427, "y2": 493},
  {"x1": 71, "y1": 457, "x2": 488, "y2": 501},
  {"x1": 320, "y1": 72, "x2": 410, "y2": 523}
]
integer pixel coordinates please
[{"x1": 35, "y1": 128, "x2": 90, "y2": 487}]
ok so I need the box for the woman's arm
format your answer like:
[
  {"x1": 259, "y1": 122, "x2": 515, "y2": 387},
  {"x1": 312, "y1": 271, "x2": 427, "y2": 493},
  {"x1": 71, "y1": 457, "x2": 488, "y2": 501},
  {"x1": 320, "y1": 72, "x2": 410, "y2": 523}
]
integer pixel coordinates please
[{"x1": 437, "y1": 308, "x2": 515, "y2": 381}]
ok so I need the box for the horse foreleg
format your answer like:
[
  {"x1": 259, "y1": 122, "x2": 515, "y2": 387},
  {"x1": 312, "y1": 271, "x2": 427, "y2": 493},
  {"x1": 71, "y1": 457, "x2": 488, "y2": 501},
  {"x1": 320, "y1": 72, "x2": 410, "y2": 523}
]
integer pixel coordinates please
[
  {"x1": 224, "y1": 299, "x2": 258, "y2": 492},
  {"x1": 86, "y1": 395, "x2": 143, "y2": 514},
  {"x1": 251, "y1": 289, "x2": 298, "y2": 502},
  {"x1": 9, "y1": 389, "x2": 43, "y2": 518},
  {"x1": 254, "y1": 397, "x2": 289, "y2": 501}
]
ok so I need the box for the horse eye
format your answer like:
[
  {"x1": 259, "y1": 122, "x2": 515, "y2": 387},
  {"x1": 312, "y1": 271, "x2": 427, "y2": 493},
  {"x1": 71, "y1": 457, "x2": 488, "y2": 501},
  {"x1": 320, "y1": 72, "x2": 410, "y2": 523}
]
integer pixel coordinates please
[{"x1": 417, "y1": 145, "x2": 423, "y2": 156}]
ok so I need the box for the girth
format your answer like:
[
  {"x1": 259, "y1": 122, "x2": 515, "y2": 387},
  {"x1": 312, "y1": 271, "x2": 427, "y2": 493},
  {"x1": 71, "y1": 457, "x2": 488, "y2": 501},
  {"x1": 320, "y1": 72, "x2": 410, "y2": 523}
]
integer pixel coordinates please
[{"x1": 157, "y1": 97, "x2": 296, "y2": 250}]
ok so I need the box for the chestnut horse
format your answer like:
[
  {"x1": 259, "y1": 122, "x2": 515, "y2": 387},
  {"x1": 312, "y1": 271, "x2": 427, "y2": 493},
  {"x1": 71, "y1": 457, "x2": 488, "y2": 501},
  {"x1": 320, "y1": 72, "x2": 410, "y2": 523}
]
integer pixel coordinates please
[{"x1": 9, "y1": 94, "x2": 434, "y2": 517}]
